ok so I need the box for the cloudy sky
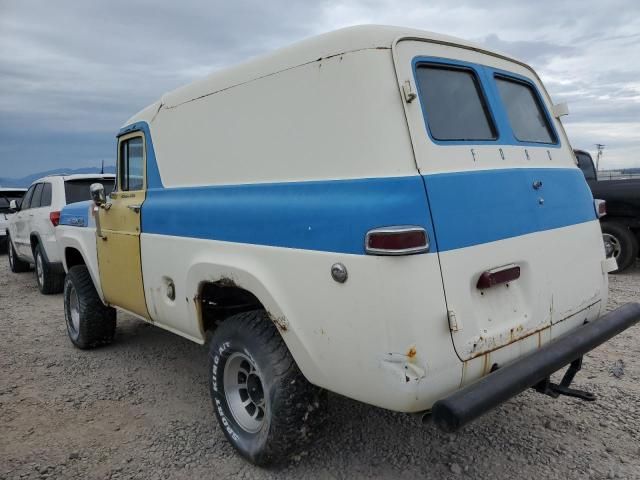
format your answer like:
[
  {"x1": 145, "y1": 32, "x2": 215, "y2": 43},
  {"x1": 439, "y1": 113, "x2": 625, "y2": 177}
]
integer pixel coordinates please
[{"x1": 1, "y1": 0, "x2": 639, "y2": 178}]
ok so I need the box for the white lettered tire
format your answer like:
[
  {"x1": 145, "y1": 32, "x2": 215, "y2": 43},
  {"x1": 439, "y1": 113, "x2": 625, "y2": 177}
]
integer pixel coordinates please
[{"x1": 208, "y1": 310, "x2": 327, "y2": 465}]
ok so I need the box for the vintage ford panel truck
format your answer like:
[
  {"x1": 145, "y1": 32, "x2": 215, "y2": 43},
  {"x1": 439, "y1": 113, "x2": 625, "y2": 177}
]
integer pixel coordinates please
[{"x1": 55, "y1": 26, "x2": 640, "y2": 465}]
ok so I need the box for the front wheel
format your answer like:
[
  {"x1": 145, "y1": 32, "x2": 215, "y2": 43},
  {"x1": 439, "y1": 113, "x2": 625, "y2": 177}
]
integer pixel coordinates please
[
  {"x1": 64, "y1": 265, "x2": 117, "y2": 349},
  {"x1": 208, "y1": 311, "x2": 327, "y2": 466},
  {"x1": 602, "y1": 221, "x2": 639, "y2": 273}
]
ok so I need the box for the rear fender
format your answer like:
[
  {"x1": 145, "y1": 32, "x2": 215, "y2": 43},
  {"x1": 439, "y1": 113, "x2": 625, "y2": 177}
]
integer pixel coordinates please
[{"x1": 185, "y1": 260, "x2": 318, "y2": 383}]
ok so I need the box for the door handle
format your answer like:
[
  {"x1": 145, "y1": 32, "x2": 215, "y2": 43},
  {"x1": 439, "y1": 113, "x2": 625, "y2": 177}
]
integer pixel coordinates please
[{"x1": 127, "y1": 204, "x2": 141, "y2": 213}]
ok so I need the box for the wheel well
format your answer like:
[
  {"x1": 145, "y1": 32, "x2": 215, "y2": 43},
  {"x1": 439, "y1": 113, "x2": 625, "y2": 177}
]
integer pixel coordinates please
[
  {"x1": 199, "y1": 280, "x2": 264, "y2": 333},
  {"x1": 30, "y1": 234, "x2": 39, "y2": 252},
  {"x1": 65, "y1": 248, "x2": 86, "y2": 269}
]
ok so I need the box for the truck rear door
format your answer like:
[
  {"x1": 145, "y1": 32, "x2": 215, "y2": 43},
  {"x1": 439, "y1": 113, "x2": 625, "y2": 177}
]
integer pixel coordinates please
[{"x1": 394, "y1": 40, "x2": 606, "y2": 362}]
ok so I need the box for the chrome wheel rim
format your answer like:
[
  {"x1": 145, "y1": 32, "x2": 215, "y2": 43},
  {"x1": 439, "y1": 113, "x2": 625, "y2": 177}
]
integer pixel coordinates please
[
  {"x1": 603, "y1": 233, "x2": 621, "y2": 260},
  {"x1": 68, "y1": 284, "x2": 80, "y2": 334},
  {"x1": 223, "y1": 352, "x2": 266, "y2": 433},
  {"x1": 36, "y1": 252, "x2": 44, "y2": 286}
]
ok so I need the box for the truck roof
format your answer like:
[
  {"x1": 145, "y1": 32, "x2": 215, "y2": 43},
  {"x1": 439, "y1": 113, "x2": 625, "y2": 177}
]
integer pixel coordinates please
[
  {"x1": 30, "y1": 173, "x2": 116, "y2": 184},
  {"x1": 126, "y1": 25, "x2": 525, "y2": 125}
]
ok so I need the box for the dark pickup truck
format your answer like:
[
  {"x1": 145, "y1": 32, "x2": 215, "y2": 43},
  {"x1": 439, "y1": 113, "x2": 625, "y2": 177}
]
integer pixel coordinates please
[{"x1": 575, "y1": 149, "x2": 640, "y2": 272}]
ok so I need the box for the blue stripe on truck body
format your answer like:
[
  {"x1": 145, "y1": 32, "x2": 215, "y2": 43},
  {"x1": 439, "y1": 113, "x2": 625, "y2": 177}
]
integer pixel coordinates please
[
  {"x1": 141, "y1": 176, "x2": 436, "y2": 255},
  {"x1": 60, "y1": 200, "x2": 92, "y2": 227},
  {"x1": 424, "y1": 167, "x2": 596, "y2": 251},
  {"x1": 139, "y1": 167, "x2": 596, "y2": 254}
]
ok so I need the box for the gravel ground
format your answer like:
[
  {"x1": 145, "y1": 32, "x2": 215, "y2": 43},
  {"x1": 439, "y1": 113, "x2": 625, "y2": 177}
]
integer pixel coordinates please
[{"x1": 1, "y1": 256, "x2": 639, "y2": 480}]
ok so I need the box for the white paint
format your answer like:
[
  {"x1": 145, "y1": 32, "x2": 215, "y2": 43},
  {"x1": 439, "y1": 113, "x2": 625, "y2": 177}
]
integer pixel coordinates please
[
  {"x1": 56, "y1": 205, "x2": 105, "y2": 302},
  {"x1": 148, "y1": 48, "x2": 416, "y2": 187},
  {"x1": 56, "y1": 26, "x2": 612, "y2": 413},
  {"x1": 140, "y1": 233, "x2": 461, "y2": 412},
  {"x1": 440, "y1": 221, "x2": 608, "y2": 361}
]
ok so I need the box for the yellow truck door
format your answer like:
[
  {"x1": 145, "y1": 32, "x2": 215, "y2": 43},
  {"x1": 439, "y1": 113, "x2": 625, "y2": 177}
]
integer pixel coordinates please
[{"x1": 96, "y1": 133, "x2": 150, "y2": 319}]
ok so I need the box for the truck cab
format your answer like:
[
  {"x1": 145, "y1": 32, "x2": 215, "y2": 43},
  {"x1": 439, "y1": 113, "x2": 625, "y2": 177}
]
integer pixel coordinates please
[{"x1": 575, "y1": 149, "x2": 640, "y2": 271}]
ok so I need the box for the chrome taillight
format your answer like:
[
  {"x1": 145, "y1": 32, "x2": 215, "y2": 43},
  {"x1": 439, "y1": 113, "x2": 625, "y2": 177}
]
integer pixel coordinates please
[{"x1": 365, "y1": 226, "x2": 429, "y2": 255}]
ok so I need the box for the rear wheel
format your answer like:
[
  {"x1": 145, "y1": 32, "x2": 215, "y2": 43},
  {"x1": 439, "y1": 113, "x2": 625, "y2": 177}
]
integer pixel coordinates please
[
  {"x1": 64, "y1": 265, "x2": 116, "y2": 349},
  {"x1": 602, "y1": 221, "x2": 639, "y2": 273},
  {"x1": 34, "y1": 243, "x2": 64, "y2": 294},
  {"x1": 7, "y1": 236, "x2": 30, "y2": 273},
  {"x1": 208, "y1": 310, "x2": 327, "y2": 466}
]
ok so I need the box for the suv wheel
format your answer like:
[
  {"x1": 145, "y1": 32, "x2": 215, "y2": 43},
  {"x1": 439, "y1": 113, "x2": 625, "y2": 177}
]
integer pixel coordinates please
[
  {"x1": 208, "y1": 310, "x2": 327, "y2": 466},
  {"x1": 64, "y1": 265, "x2": 117, "y2": 349},
  {"x1": 34, "y1": 243, "x2": 64, "y2": 294},
  {"x1": 8, "y1": 236, "x2": 30, "y2": 273},
  {"x1": 602, "y1": 221, "x2": 639, "y2": 273}
]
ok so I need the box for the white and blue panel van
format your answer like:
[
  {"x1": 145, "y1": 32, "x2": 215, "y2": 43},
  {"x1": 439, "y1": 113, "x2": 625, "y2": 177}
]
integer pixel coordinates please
[{"x1": 56, "y1": 26, "x2": 639, "y2": 465}]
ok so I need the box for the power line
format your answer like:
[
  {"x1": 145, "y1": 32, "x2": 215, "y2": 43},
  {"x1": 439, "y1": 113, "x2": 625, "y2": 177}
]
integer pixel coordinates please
[{"x1": 595, "y1": 144, "x2": 606, "y2": 172}]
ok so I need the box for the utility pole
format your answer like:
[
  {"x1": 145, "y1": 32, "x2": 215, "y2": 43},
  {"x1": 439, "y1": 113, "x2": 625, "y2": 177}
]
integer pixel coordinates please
[{"x1": 595, "y1": 144, "x2": 605, "y2": 172}]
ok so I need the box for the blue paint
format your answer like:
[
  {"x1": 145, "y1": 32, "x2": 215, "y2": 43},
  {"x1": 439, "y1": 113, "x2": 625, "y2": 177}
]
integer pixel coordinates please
[
  {"x1": 117, "y1": 121, "x2": 164, "y2": 189},
  {"x1": 411, "y1": 57, "x2": 560, "y2": 148},
  {"x1": 141, "y1": 176, "x2": 437, "y2": 255},
  {"x1": 140, "y1": 168, "x2": 594, "y2": 254},
  {"x1": 60, "y1": 200, "x2": 91, "y2": 227},
  {"x1": 424, "y1": 167, "x2": 595, "y2": 251}
]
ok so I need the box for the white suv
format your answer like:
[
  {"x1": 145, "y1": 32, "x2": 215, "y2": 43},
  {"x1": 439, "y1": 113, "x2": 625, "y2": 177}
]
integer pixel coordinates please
[
  {"x1": 7, "y1": 174, "x2": 115, "y2": 294},
  {"x1": 0, "y1": 188, "x2": 27, "y2": 252}
]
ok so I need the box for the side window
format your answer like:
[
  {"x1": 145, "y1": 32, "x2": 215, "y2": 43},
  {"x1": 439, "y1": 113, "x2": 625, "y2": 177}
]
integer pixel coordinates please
[
  {"x1": 415, "y1": 64, "x2": 497, "y2": 141},
  {"x1": 495, "y1": 76, "x2": 556, "y2": 144},
  {"x1": 31, "y1": 183, "x2": 44, "y2": 209},
  {"x1": 41, "y1": 183, "x2": 52, "y2": 207},
  {"x1": 119, "y1": 137, "x2": 144, "y2": 191},
  {"x1": 21, "y1": 185, "x2": 36, "y2": 210}
]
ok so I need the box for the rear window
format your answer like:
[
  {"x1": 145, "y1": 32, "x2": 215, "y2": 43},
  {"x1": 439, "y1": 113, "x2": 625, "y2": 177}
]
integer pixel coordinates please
[
  {"x1": 64, "y1": 178, "x2": 115, "y2": 204},
  {"x1": 495, "y1": 76, "x2": 556, "y2": 144},
  {"x1": 0, "y1": 190, "x2": 26, "y2": 213},
  {"x1": 415, "y1": 65, "x2": 497, "y2": 141}
]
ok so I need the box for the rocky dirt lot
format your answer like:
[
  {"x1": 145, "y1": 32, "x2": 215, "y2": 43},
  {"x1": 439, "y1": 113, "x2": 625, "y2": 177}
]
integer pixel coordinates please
[{"x1": 1, "y1": 256, "x2": 639, "y2": 480}]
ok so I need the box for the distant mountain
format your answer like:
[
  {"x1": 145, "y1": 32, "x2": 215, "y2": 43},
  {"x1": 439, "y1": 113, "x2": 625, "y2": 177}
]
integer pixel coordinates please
[{"x1": 0, "y1": 166, "x2": 116, "y2": 188}]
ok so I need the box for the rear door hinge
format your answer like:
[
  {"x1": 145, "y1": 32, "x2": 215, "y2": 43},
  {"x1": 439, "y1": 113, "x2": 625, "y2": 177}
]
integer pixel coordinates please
[
  {"x1": 448, "y1": 310, "x2": 462, "y2": 332},
  {"x1": 402, "y1": 80, "x2": 417, "y2": 103}
]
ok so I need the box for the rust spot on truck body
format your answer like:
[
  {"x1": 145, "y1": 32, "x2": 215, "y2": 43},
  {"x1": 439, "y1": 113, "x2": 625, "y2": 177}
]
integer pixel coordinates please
[
  {"x1": 215, "y1": 276, "x2": 237, "y2": 288},
  {"x1": 268, "y1": 312, "x2": 289, "y2": 332}
]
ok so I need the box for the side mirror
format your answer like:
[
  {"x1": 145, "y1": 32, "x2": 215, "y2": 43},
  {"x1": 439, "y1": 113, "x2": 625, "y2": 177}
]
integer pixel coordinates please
[
  {"x1": 9, "y1": 199, "x2": 19, "y2": 212},
  {"x1": 90, "y1": 183, "x2": 106, "y2": 206}
]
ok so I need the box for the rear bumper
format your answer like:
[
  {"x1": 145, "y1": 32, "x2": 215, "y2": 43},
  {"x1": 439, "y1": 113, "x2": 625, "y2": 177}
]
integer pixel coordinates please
[{"x1": 432, "y1": 302, "x2": 640, "y2": 432}]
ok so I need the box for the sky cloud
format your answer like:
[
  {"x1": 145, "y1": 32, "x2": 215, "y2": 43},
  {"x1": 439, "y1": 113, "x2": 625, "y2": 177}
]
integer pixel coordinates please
[{"x1": 1, "y1": 0, "x2": 639, "y2": 177}]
